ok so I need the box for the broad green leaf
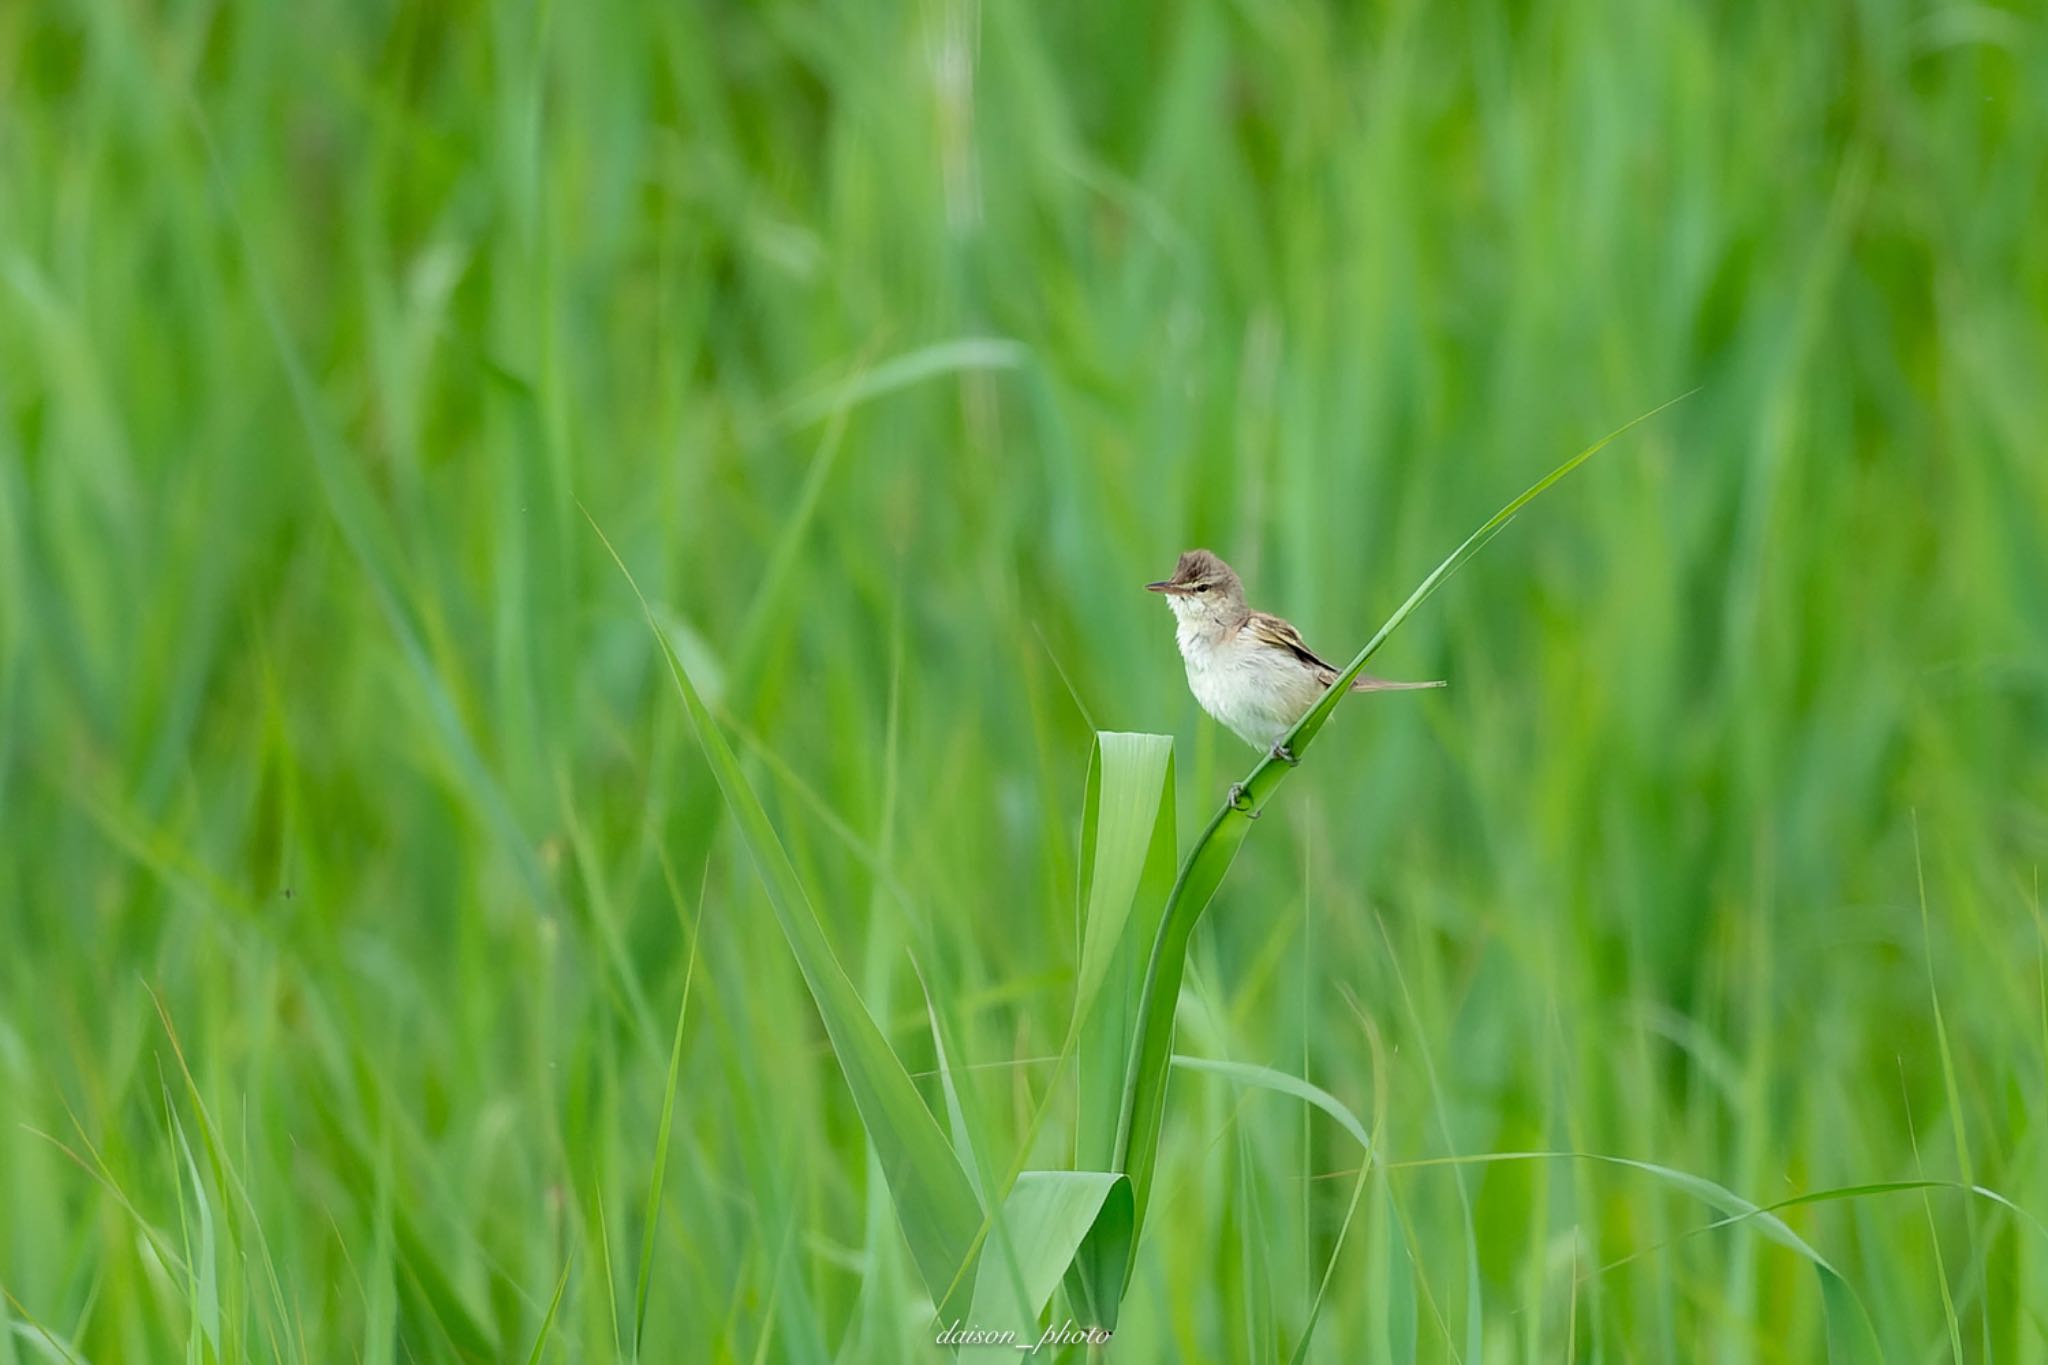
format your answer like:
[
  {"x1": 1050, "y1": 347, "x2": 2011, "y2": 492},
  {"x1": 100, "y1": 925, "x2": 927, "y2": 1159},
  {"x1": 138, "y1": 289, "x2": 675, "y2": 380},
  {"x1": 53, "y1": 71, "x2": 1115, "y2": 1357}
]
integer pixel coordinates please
[
  {"x1": 588, "y1": 512, "x2": 984, "y2": 1315},
  {"x1": 1069, "y1": 733, "x2": 1175, "y2": 1323},
  {"x1": 960, "y1": 1172, "x2": 1131, "y2": 1355},
  {"x1": 1070, "y1": 734, "x2": 1177, "y2": 1042},
  {"x1": 1072, "y1": 733, "x2": 1176, "y2": 1168}
]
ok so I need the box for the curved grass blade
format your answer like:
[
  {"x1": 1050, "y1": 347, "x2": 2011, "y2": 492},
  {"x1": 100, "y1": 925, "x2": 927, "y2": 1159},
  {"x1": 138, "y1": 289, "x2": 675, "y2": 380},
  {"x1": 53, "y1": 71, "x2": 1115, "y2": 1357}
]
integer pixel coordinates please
[
  {"x1": 1594, "y1": 1177, "x2": 2048, "y2": 1274},
  {"x1": 1167, "y1": 1055, "x2": 1380, "y2": 1365},
  {"x1": 0, "y1": 1289, "x2": 88, "y2": 1365},
  {"x1": 1169, "y1": 1056, "x2": 1371, "y2": 1152},
  {"x1": 584, "y1": 508, "x2": 984, "y2": 1315},
  {"x1": 1112, "y1": 392, "x2": 1698, "y2": 1256},
  {"x1": 1370, "y1": 1150, "x2": 1889, "y2": 1361},
  {"x1": 774, "y1": 337, "x2": 1029, "y2": 431}
]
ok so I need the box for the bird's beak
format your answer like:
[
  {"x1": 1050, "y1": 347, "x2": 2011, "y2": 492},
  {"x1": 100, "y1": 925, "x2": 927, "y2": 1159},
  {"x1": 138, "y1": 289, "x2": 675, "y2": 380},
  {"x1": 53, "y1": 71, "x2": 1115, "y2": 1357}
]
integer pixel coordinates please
[{"x1": 1145, "y1": 580, "x2": 1187, "y2": 595}]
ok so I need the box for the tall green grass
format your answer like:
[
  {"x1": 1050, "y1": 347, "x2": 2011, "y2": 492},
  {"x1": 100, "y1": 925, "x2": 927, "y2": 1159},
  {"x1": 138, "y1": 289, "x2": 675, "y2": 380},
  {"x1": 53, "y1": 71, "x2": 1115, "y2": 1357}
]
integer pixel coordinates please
[{"x1": 3, "y1": 0, "x2": 2046, "y2": 1360}]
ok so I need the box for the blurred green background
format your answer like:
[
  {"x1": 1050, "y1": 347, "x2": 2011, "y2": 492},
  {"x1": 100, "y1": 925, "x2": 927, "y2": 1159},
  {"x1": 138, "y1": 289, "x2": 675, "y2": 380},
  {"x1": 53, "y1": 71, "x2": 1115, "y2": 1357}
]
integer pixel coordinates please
[{"x1": 4, "y1": 0, "x2": 2047, "y2": 1359}]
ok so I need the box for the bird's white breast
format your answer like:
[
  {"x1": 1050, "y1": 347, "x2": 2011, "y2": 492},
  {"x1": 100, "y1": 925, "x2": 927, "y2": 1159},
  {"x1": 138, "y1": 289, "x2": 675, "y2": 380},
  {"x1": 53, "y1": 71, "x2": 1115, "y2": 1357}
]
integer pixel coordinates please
[{"x1": 1175, "y1": 620, "x2": 1322, "y2": 749}]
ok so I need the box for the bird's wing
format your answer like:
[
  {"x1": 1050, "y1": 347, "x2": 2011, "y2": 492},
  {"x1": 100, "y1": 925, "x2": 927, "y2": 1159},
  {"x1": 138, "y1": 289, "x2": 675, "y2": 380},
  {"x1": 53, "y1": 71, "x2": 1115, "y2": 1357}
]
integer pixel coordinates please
[{"x1": 1245, "y1": 611, "x2": 1339, "y2": 681}]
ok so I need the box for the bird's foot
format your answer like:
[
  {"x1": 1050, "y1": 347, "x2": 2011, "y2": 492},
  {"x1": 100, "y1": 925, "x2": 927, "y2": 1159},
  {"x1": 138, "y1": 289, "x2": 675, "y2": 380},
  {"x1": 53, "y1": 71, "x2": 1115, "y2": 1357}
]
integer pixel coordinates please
[
  {"x1": 1228, "y1": 783, "x2": 1259, "y2": 818},
  {"x1": 1269, "y1": 741, "x2": 1298, "y2": 767}
]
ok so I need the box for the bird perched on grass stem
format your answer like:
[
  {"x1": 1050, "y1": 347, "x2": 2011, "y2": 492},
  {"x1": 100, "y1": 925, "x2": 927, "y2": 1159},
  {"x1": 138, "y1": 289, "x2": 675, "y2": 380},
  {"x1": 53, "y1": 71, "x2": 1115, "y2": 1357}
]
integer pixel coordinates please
[{"x1": 1147, "y1": 549, "x2": 1443, "y2": 810}]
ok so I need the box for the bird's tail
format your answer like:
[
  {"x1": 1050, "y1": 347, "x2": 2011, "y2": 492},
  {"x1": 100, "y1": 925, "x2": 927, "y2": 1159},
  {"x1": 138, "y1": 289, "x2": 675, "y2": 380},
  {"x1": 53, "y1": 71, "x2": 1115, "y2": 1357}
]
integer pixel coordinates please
[{"x1": 1349, "y1": 675, "x2": 1447, "y2": 692}]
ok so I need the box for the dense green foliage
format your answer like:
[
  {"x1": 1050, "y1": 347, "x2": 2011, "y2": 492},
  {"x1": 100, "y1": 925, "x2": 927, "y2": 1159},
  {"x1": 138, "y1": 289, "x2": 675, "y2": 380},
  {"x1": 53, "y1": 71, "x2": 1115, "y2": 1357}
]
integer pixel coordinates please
[{"x1": 4, "y1": 0, "x2": 2046, "y2": 1359}]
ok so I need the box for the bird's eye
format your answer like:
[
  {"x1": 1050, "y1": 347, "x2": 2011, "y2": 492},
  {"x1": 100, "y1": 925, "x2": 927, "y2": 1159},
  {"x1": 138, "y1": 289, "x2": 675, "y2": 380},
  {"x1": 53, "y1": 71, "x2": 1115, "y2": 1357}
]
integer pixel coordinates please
[{"x1": 1194, "y1": 584, "x2": 1209, "y2": 593}]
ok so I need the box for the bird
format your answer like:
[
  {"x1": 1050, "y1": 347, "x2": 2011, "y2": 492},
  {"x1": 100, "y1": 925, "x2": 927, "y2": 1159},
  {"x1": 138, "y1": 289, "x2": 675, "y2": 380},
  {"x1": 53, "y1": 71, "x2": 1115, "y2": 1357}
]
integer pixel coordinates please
[{"x1": 1146, "y1": 549, "x2": 1443, "y2": 809}]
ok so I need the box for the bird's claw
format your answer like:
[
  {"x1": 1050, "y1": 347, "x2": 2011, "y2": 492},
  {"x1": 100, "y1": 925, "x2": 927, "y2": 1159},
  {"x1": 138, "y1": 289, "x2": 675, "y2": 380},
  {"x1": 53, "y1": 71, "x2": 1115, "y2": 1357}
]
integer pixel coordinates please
[
  {"x1": 1269, "y1": 741, "x2": 1298, "y2": 767},
  {"x1": 1228, "y1": 783, "x2": 1258, "y2": 817}
]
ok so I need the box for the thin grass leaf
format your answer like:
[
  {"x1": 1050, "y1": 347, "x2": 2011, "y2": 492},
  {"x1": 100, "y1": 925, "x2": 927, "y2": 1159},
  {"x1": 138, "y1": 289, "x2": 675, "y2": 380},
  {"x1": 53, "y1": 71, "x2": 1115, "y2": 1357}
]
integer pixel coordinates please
[
  {"x1": 166, "y1": 1100, "x2": 220, "y2": 1362},
  {"x1": 1170, "y1": 1055, "x2": 1372, "y2": 1152},
  {"x1": 523, "y1": 1257, "x2": 572, "y2": 1365},
  {"x1": 633, "y1": 913, "x2": 701, "y2": 1356},
  {"x1": 145, "y1": 989, "x2": 298, "y2": 1359},
  {"x1": 1596, "y1": 1177, "x2": 2048, "y2": 1273},
  {"x1": 1902, "y1": 1067, "x2": 1965, "y2": 1364},
  {"x1": 731, "y1": 384, "x2": 857, "y2": 684},
  {"x1": 773, "y1": 337, "x2": 1029, "y2": 430},
  {"x1": 393, "y1": 1208, "x2": 501, "y2": 1361},
  {"x1": 1373, "y1": 915, "x2": 1483, "y2": 1363},
  {"x1": 0, "y1": 1291, "x2": 86, "y2": 1365},
  {"x1": 585, "y1": 507, "x2": 984, "y2": 1313},
  {"x1": 300, "y1": 1072, "x2": 498, "y2": 1360},
  {"x1": 1911, "y1": 819, "x2": 1976, "y2": 1359},
  {"x1": 1294, "y1": 1154, "x2": 1376, "y2": 1365},
  {"x1": 920, "y1": 978, "x2": 985, "y2": 1205},
  {"x1": 1236, "y1": 1126, "x2": 1278, "y2": 1365},
  {"x1": 1385, "y1": 1200, "x2": 1417, "y2": 1365},
  {"x1": 596, "y1": 1179, "x2": 623, "y2": 1360}
]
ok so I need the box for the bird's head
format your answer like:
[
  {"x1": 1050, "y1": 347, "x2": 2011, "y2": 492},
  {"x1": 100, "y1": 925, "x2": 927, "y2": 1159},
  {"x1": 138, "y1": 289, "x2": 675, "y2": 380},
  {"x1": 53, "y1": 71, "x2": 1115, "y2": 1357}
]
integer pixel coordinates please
[{"x1": 1146, "y1": 549, "x2": 1246, "y2": 624}]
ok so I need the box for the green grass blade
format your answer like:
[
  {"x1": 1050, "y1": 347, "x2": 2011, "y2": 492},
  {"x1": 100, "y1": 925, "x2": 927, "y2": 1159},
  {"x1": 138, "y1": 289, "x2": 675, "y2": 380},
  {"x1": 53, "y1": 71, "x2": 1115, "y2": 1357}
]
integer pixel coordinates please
[
  {"x1": 165, "y1": 1098, "x2": 221, "y2": 1361},
  {"x1": 919, "y1": 976, "x2": 986, "y2": 1205},
  {"x1": 1600, "y1": 1178, "x2": 2048, "y2": 1268},
  {"x1": 0, "y1": 1291, "x2": 85, "y2": 1365},
  {"x1": 1385, "y1": 1200, "x2": 1417, "y2": 1365},
  {"x1": 523, "y1": 1257, "x2": 572, "y2": 1365},
  {"x1": 1911, "y1": 820, "x2": 1976, "y2": 1361},
  {"x1": 773, "y1": 337, "x2": 1029, "y2": 431},
  {"x1": 633, "y1": 912, "x2": 700, "y2": 1356},
  {"x1": 584, "y1": 507, "x2": 984, "y2": 1313},
  {"x1": 300, "y1": 1081, "x2": 497, "y2": 1361},
  {"x1": 595, "y1": 1179, "x2": 623, "y2": 1359},
  {"x1": 1169, "y1": 1056, "x2": 1372, "y2": 1153}
]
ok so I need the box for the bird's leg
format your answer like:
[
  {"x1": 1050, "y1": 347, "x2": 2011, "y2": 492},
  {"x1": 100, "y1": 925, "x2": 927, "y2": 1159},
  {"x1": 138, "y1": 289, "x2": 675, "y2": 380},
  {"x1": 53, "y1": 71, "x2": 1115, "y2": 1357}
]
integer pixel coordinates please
[
  {"x1": 1228, "y1": 783, "x2": 1259, "y2": 818},
  {"x1": 1269, "y1": 740, "x2": 1298, "y2": 766}
]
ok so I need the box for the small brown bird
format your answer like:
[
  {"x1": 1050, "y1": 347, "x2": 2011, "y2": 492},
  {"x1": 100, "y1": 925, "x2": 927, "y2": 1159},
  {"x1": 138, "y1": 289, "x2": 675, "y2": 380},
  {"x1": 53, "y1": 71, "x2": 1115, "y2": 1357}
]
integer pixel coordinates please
[{"x1": 1146, "y1": 549, "x2": 1443, "y2": 771}]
